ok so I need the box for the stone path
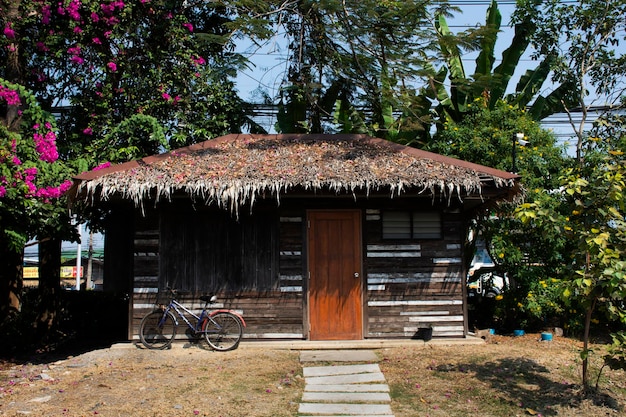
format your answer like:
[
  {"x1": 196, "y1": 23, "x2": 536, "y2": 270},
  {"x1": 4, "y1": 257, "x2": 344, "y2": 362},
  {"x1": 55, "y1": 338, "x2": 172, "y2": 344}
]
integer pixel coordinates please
[{"x1": 298, "y1": 350, "x2": 395, "y2": 417}]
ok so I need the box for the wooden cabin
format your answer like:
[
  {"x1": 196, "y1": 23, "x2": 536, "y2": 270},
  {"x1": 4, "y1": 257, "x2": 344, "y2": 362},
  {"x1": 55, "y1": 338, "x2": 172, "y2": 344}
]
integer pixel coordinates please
[{"x1": 70, "y1": 134, "x2": 520, "y2": 341}]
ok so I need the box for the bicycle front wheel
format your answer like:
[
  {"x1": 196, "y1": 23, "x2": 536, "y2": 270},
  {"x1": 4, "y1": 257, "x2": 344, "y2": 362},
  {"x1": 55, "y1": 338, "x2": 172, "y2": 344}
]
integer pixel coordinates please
[
  {"x1": 203, "y1": 312, "x2": 243, "y2": 351},
  {"x1": 139, "y1": 310, "x2": 177, "y2": 349}
]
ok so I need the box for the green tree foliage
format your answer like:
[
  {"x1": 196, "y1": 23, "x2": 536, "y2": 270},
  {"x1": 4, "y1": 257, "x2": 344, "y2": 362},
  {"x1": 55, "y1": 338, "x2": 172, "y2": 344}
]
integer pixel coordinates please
[
  {"x1": 253, "y1": 0, "x2": 582, "y2": 146},
  {"x1": 512, "y1": 0, "x2": 626, "y2": 162},
  {"x1": 239, "y1": 0, "x2": 455, "y2": 141},
  {"x1": 428, "y1": 99, "x2": 573, "y2": 329},
  {"x1": 515, "y1": 118, "x2": 626, "y2": 387}
]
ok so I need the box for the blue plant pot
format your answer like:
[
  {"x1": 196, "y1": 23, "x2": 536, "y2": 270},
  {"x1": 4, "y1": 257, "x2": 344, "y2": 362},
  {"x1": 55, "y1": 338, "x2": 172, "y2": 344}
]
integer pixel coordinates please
[
  {"x1": 541, "y1": 332, "x2": 553, "y2": 341},
  {"x1": 513, "y1": 329, "x2": 525, "y2": 337},
  {"x1": 489, "y1": 328, "x2": 496, "y2": 335}
]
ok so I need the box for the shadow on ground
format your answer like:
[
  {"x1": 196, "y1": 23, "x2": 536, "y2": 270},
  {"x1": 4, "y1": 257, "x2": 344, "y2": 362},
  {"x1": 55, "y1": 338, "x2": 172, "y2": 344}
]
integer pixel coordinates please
[{"x1": 436, "y1": 357, "x2": 621, "y2": 415}]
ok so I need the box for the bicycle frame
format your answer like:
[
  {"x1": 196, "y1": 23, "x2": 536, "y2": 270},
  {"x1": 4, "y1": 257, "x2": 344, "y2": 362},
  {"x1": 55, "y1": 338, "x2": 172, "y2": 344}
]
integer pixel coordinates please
[
  {"x1": 161, "y1": 298, "x2": 246, "y2": 334},
  {"x1": 162, "y1": 299, "x2": 207, "y2": 333}
]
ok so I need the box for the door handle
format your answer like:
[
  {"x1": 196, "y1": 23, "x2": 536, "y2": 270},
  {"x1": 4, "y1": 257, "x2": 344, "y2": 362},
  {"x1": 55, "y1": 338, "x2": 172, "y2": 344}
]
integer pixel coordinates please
[{"x1": 354, "y1": 272, "x2": 360, "y2": 278}]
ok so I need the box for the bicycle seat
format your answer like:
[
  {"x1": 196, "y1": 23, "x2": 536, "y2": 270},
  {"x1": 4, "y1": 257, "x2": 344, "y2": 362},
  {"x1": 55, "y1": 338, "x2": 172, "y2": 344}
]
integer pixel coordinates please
[{"x1": 199, "y1": 294, "x2": 217, "y2": 303}]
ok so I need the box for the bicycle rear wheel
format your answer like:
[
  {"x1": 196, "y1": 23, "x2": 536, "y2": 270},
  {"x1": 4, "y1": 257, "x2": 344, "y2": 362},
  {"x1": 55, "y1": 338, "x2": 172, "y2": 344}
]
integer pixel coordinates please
[
  {"x1": 203, "y1": 312, "x2": 243, "y2": 351},
  {"x1": 139, "y1": 310, "x2": 177, "y2": 349}
]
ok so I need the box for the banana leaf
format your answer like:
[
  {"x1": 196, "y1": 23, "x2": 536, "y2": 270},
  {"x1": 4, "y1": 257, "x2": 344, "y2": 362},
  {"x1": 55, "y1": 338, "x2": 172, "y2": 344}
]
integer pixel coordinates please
[
  {"x1": 435, "y1": 14, "x2": 466, "y2": 82},
  {"x1": 489, "y1": 13, "x2": 535, "y2": 108},
  {"x1": 436, "y1": 14, "x2": 468, "y2": 117},
  {"x1": 320, "y1": 78, "x2": 347, "y2": 115},
  {"x1": 475, "y1": 0, "x2": 501, "y2": 78},
  {"x1": 527, "y1": 81, "x2": 579, "y2": 121},
  {"x1": 332, "y1": 99, "x2": 367, "y2": 134},
  {"x1": 510, "y1": 57, "x2": 553, "y2": 110}
]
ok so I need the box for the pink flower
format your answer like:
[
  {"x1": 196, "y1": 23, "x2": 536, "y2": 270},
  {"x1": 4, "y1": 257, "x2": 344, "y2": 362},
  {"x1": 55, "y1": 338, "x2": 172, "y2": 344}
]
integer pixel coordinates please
[
  {"x1": 60, "y1": 180, "x2": 72, "y2": 193},
  {"x1": 107, "y1": 61, "x2": 117, "y2": 71},
  {"x1": 83, "y1": 127, "x2": 93, "y2": 135},
  {"x1": 162, "y1": 92, "x2": 171, "y2": 101},
  {"x1": 182, "y1": 23, "x2": 193, "y2": 32},
  {"x1": 67, "y1": 0, "x2": 82, "y2": 21},
  {"x1": 0, "y1": 186, "x2": 6, "y2": 198},
  {"x1": 90, "y1": 12, "x2": 100, "y2": 22},
  {"x1": 70, "y1": 56, "x2": 84, "y2": 65},
  {"x1": 192, "y1": 55, "x2": 206, "y2": 66},
  {"x1": 0, "y1": 86, "x2": 21, "y2": 106},
  {"x1": 68, "y1": 45, "x2": 81, "y2": 55},
  {"x1": 73, "y1": 26, "x2": 83, "y2": 34},
  {"x1": 101, "y1": 3, "x2": 115, "y2": 15},
  {"x1": 36, "y1": 41, "x2": 50, "y2": 52},
  {"x1": 24, "y1": 167, "x2": 38, "y2": 181},
  {"x1": 3, "y1": 24, "x2": 16, "y2": 39},
  {"x1": 12, "y1": 156, "x2": 22, "y2": 166},
  {"x1": 92, "y1": 37, "x2": 102, "y2": 44},
  {"x1": 93, "y1": 162, "x2": 111, "y2": 171},
  {"x1": 33, "y1": 130, "x2": 59, "y2": 163},
  {"x1": 42, "y1": 5, "x2": 52, "y2": 24}
]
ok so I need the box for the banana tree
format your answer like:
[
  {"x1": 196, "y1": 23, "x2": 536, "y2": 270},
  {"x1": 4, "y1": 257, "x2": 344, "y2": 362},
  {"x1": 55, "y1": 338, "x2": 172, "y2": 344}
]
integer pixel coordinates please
[{"x1": 427, "y1": 0, "x2": 577, "y2": 133}]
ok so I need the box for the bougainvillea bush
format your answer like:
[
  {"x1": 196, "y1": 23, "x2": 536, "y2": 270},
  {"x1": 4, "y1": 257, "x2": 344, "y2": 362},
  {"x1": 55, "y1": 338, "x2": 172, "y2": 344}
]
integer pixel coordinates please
[
  {"x1": 1, "y1": 0, "x2": 257, "y2": 321},
  {"x1": 1, "y1": 0, "x2": 251, "y2": 166},
  {"x1": 0, "y1": 79, "x2": 73, "y2": 252}
]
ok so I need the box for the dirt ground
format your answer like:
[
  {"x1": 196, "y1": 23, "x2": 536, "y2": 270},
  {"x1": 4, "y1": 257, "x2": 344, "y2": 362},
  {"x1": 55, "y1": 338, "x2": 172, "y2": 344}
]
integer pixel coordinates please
[
  {"x1": 380, "y1": 334, "x2": 626, "y2": 417},
  {"x1": 1, "y1": 335, "x2": 625, "y2": 417},
  {"x1": 0, "y1": 343, "x2": 304, "y2": 417}
]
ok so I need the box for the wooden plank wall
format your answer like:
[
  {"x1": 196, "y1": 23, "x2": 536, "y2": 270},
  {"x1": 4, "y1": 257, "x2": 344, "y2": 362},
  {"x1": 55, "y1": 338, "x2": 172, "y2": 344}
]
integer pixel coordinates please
[
  {"x1": 129, "y1": 206, "x2": 305, "y2": 341},
  {"x1": 127, "y1": 202, "x2": 466, "y2": 341},
  {"x1": 364, "y1": 209, "x2": 466, "y2": 338}
]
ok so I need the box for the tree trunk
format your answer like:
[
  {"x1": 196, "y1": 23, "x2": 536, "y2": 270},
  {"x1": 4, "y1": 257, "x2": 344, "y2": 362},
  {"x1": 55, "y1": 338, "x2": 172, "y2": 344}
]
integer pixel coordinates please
[
  {"x1": 582, "y1": 303, "x2": 593, "y2": 389},
  {"x1": 0, "y1": 242, "x2": 24, "y2": 324},
  {"x1": 37, "y1": 238, "x2": 62, "y2": 339}
]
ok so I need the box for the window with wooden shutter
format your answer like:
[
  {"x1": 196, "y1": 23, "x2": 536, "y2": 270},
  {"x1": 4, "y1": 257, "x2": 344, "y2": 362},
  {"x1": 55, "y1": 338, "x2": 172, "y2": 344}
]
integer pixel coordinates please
[
  {"x1": 382, "y1": 211, "x2": 441, "y2": 239},
  {"x1": 412, "y1": 211, "x2": 441, "y2": 239}
]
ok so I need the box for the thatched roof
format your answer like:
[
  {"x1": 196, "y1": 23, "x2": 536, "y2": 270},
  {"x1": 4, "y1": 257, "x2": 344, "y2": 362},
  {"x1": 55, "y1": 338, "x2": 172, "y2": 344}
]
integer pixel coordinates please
[{"x1": 71, "y1": 134, "x2": 520, "y2": 212}]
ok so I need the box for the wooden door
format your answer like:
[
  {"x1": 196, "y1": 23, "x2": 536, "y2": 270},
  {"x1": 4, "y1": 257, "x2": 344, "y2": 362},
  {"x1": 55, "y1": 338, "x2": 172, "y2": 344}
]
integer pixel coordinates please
[{"x1": 307, "y1": 210, "x2": 363, "y2": 340}]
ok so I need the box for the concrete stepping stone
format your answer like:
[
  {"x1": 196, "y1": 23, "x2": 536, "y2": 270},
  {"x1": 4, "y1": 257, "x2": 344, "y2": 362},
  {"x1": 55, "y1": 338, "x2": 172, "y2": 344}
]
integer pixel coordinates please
[
  {"x1": 304, "y1": 364, "x2": 381, "y2": 377},
  {"x1": 298, "y1": 403, "x2": 393, "y2": 415},
  {"x1": 305, "y1": 371, "x2": 385, "y2": 385},
  {"x1": 302, "y1": 391, "x2": 391, "y2": 402},
  {"x1": 300, "y1": 350, "x2": 379, "y2": 363},
  {"x1": 305, "y1": 383, "x2": 389, "y2": 392}
]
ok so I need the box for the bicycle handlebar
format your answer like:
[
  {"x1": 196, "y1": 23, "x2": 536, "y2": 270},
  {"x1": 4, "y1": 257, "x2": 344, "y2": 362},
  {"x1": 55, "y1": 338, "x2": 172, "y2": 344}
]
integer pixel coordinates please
[{"x1": 164, "y1": 287, "x2": 216, "y2": 303}]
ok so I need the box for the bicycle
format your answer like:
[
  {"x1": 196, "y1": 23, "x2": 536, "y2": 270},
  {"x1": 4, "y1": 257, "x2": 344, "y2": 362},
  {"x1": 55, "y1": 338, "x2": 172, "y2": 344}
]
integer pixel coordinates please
[{"x1": 139, "y1": 288, "x2": 245, "y2": 351}]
